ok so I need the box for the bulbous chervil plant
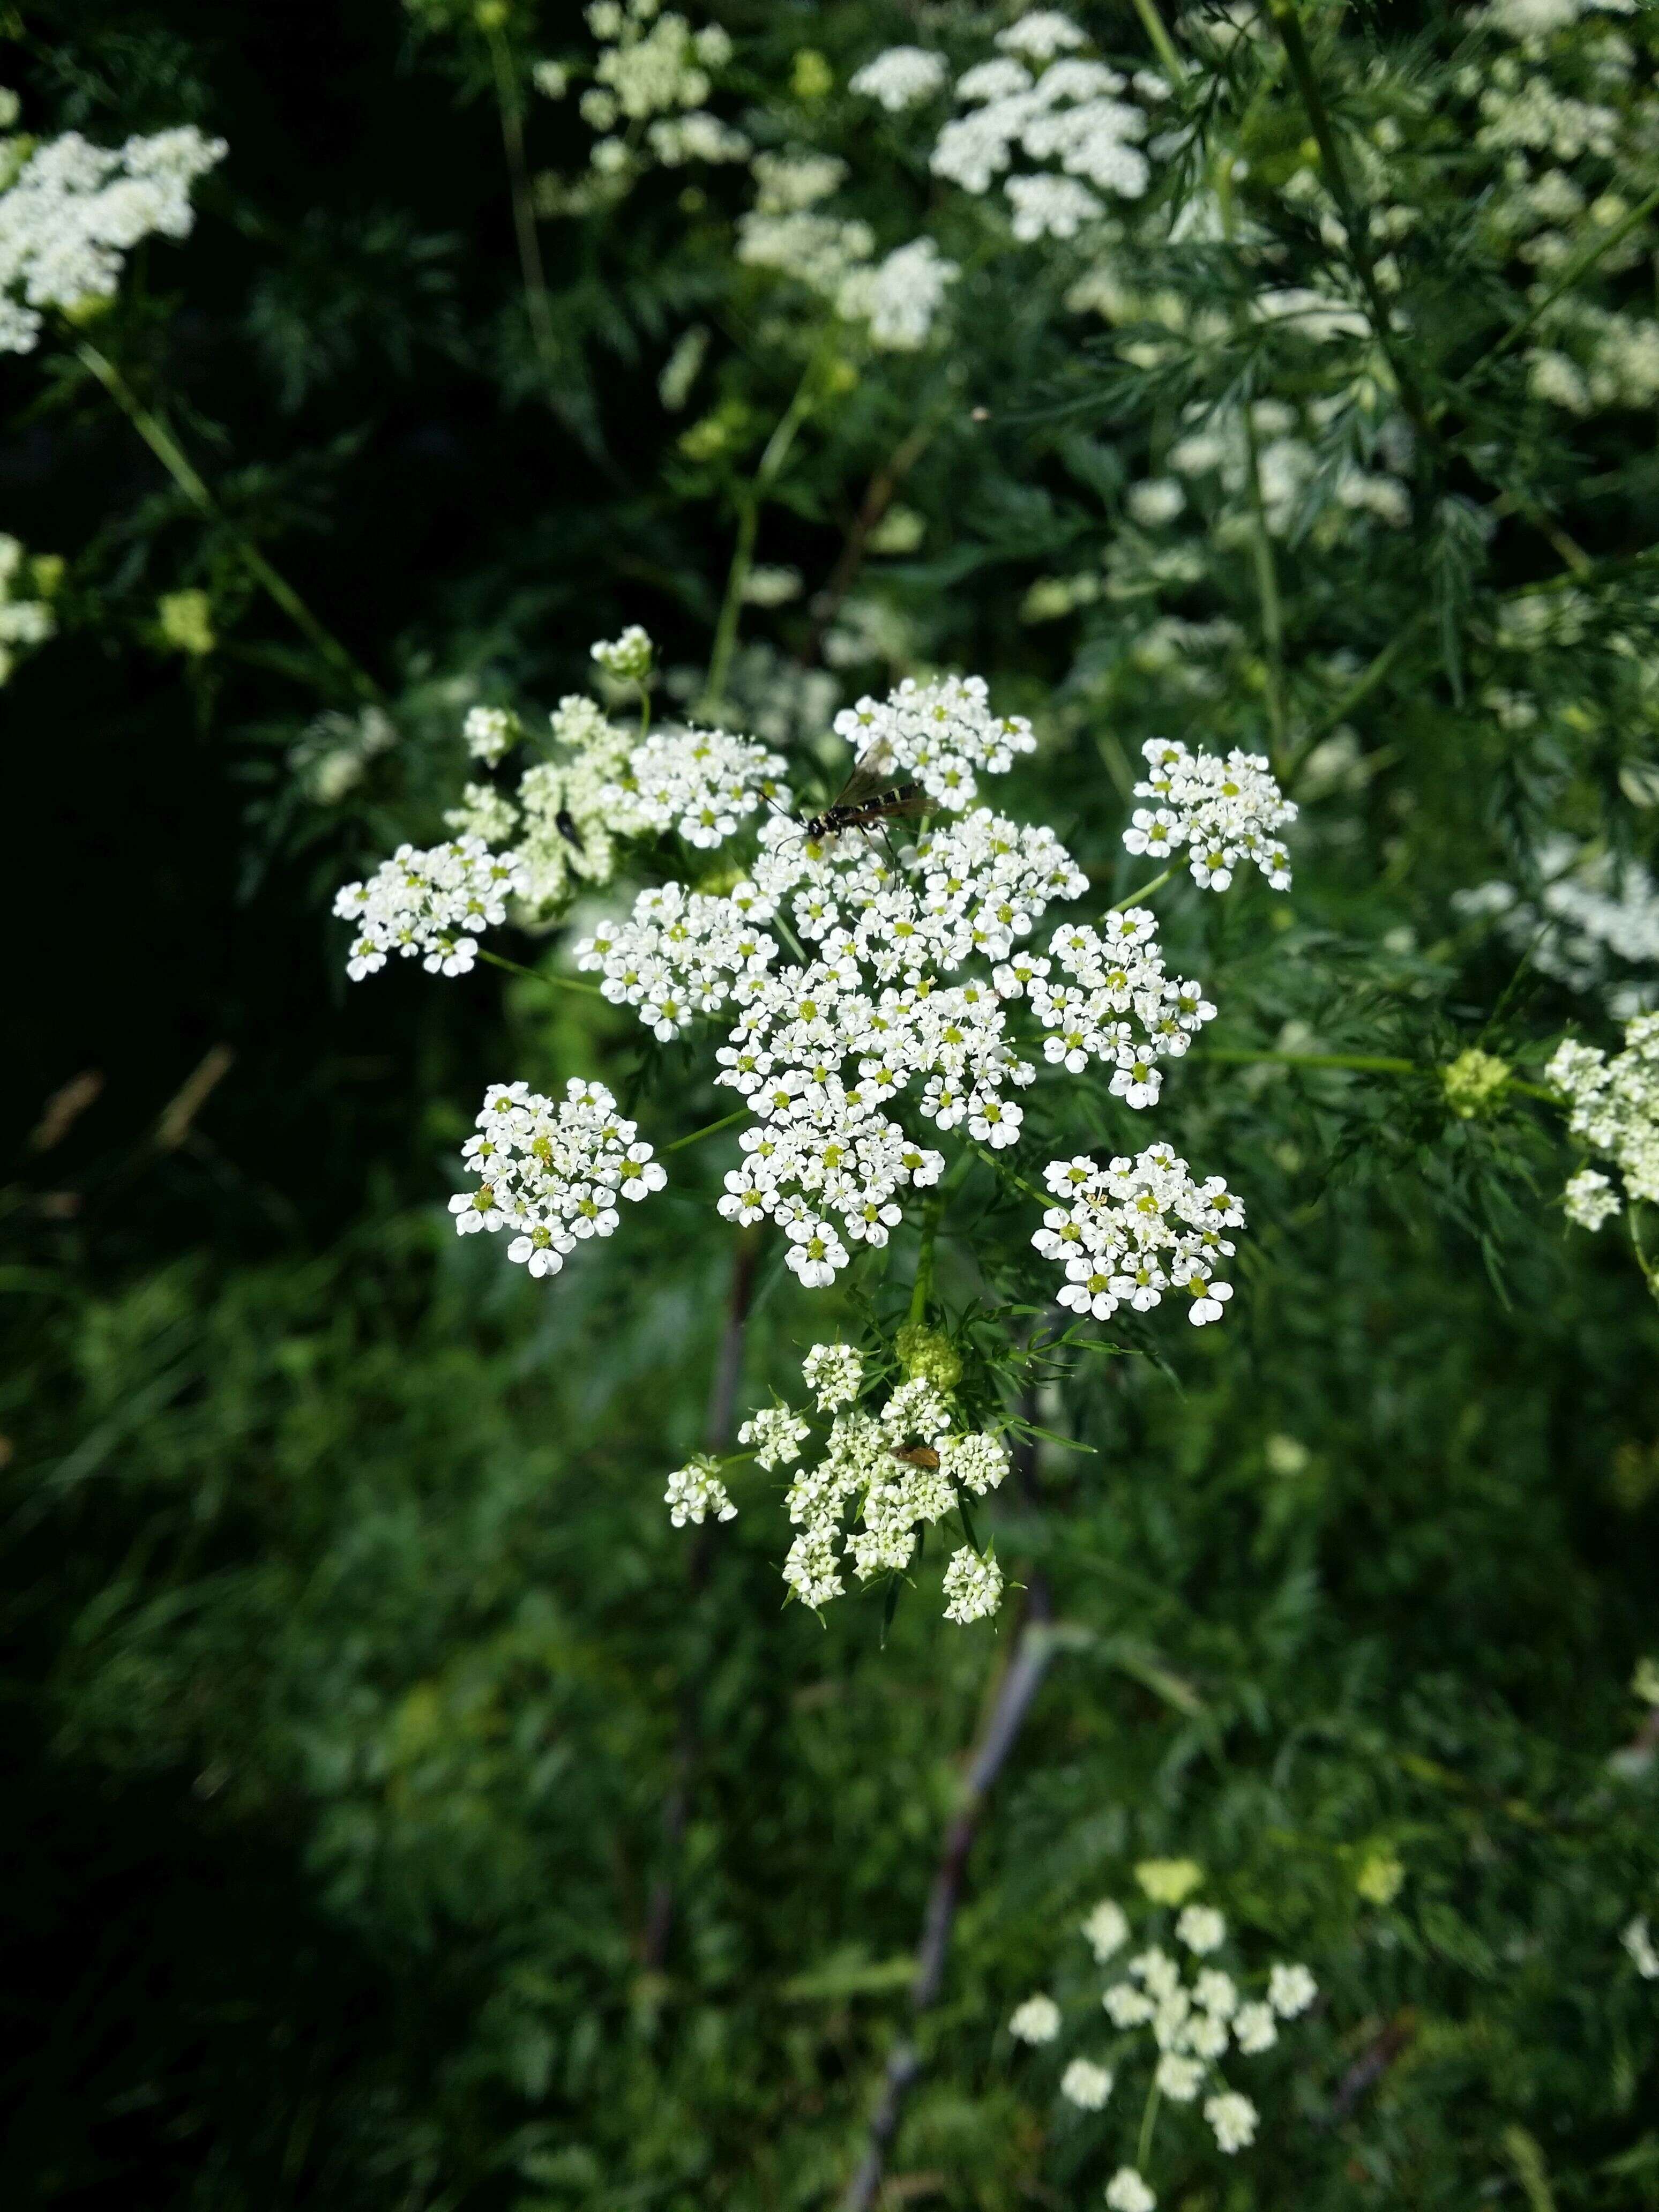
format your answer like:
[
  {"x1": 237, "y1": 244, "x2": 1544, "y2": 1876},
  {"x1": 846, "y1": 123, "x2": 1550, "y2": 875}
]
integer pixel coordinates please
[{"x1": 11, "y1": 0, "x2": 1659, "y2": 2206}]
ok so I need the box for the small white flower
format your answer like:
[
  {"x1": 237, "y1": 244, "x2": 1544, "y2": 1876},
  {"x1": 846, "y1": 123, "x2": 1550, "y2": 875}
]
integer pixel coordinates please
[
  {"x1": 1103, "y1": 1981, "x2": 1155, "y2": 2028},
  {"x1": 1083, "y1": 1898, "x2": 1130, "y2": 1963},
  {"x1": 1060, "y1": 2057, "x2": 1114, "y2": 2109},
  {"x1": 1176, "y1": 1904, "x2": 1227, "y2": 1955},
  {"x1": 1009, "y1": 1992, "x2": 1063, "y2": 2044},
  {"x1": 1232, "y1": 2000, "x2": 1277, "y2": 2054},
  {"x1": 1267, "y1": 1962, "x2": 1318, "y2": 2017},
  {"x1": 1204, "y1": 2089, "x2": 1259, "y2": 2153},
  {"x1": 1104, "y1": 2168, "x2": 1156, "y2": 2212},
  {"x1": 1154, "y1": 2051, "x2": 1205, "y2": 2102}
]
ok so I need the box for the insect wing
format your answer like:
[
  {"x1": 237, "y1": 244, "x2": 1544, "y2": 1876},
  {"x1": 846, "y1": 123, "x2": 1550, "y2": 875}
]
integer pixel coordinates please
[
  {"x1": 864, "y1": 784, "x2": 928, "y2": 824},
  {"x1": 835, "y1": 736, "x2": 899, "y2": 809}
]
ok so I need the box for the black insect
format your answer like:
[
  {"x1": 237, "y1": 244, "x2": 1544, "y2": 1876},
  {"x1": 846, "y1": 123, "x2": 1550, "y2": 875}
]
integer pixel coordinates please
[
  {"x1": 798, "y1": 740, "x2": 929, "y2": 843},
  {"x1": 554, "y1": 807, "x2": 586, "y2": 851}
]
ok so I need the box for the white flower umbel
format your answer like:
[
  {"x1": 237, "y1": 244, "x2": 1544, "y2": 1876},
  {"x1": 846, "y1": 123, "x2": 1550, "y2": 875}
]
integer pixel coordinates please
[
  {"x1": 1084, "y1": 1899, "x2": 1130, "y2": 1962},
  {"x1": 802, "y1": 1341, "x2": 863, "y2": 1410},
  {"x1": 665, "y1": 1456, "x2": 737, "y2": 1527},
  {"x1": 591, "y1": 622, "x2": 654, "y2": 682},
  {"x1": 1060, "y1": 2056, "x2": 1114, "y2": 2108},
  {"x1": 1010, "y1": 1993, "x2": 1063, "y2": 2044},
  {"x1": 717, "y1": 1350, "x2": 1009, "y2": 1624},
  {"x1": 850, "y1": 46, "x2": 950, "y2": 111},
  {"x1": 0, "y1": 115, "x2": 225, "y2": 353},
  {"x1": 1266, "y1": 1962, "x2": 1318, "y2": 2017},
  {"x1": 464, "y1": 704, "x2": 519, "y2": 765},
  {"x1": 928, "y1": 15, "x2": 1154, "y2": 233},
  {"x1": 1563, "y1": 1166, "x2": 1620, "y2": 1231},
  {"x1": 832, "y1": 673, "x2": 1036, "y2": 811},
  {"x1": 1549, "y1": 1013, "x2": 1659, "y2": 1215},
  {"x1": 573, "y1": 672, "x2": 1246, "y2": 1299},
  {"x1": 1204, "y1": 2089, "x2": 1259, "y2": 2153},
  {"x1": 578, "y1": 880, "x2": 779, "y2": 1040},
  {"x1": 1035, "y1": 1144, "x2": 1243, "y2": 1326},
  {"x1": 737, "y1": 1404, "x2": 811, "y2": 1469},
  {"x1": 600, "y1": 724, "x2": 790, "y2": 848},
  {"x1": 942, "y1": 1545, "x2": 1004, "y2": 1623},
  {"x1": 333, "y1": 837, "x2": 525, "y2": 980},
  {"x1": 1125, "y1": 739, "x2": 1296, "y2": 892},
  {"x1": 1014, "y1": 1888, "x2": 1317, "y2": 2182},
  {"x1": 1104, "y1": 2170, "x2": 1155, "y2": 2212},
  {"x1": 449, "y1": 1078, "x2": 665, "y2": 1277},
  {"x1": 837, "y1": 237, "x2": 959, "y2": 351}
]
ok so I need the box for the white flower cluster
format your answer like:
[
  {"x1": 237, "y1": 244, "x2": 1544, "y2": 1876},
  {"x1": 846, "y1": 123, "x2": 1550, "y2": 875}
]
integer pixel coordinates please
[
  {"x1": 849, "y1": 46, "x2": 949, "y2": 113},
  {"x1": 1549, "y1": 1013, "x2": 1659, "y2": 1225},
  {"x1": 1025, "y1": 909, "x2": 1216, "y2": 1108},
  {"x1": 568, "y1": 1, "x2": 746, "y2": 177},
  {"x1": 591, "y1": 623, "x2": 654, "y2": 683},
  {"x1": 1009, "y1": 1892, "x2": 1318, "y2": 2178},
  {"x1": 333, "y1": 837, "x2": 525, "y2": 980},
  {"x1": 736, "y1": 150, "x2": 960, "y2": 353},
  {"x1": 1163, "y1": 397, "x2": 1412, "y2": 540},
  {"x1": 1035, "y1": 1144, "x2": 1244, "y2": 1326},
  {"x1": 578, "y1": 880, "x2": 778, "y2": 1041},
  {"x1": 0, "y1": 107, "x2": 225, "y2": 354},
  {"x1": 1454, "y1": 836, "x2": 1659, "y2": 1004},
  {"x1": 913, "y1": 11, "x2": 1160, "y2": 238},
  {"x1": 449, "y1": 693, "x2": 636, "y2": 918},
  {"x1": 1125, "y1": 739, "x2": 1296, "y2": 892},
  {"x1": 664, "y1": 1455, "x2": 737, "y2": 1527},
  {"x1": 573, "y1": 676, "x2": 1255, "y2": 1297},
  {"x1": 449, "y1": 1077, "x2": 664, "y2": 1277},
  {"x1": 833, "y1": 673, "x2": 1037, "y2": 811},
  {"x1": 0, "y1": 532, "x2": 56, "y2": 682},
  {"x1": 342, "y1": 636, "x2": 791, "y2": 967},
  {"x1": 1625, "y1": 1913, "x2": 1659, "y2": 1980},
  {"x1": 835, "y1": 237, "x2": 960, "y2": 353},
  {"x1": 599, "y1": 724, "x2": 790, "y2": 848},
  {"x1": 701, "y1": 1346, "x2": 1010, "y2": 1623}
]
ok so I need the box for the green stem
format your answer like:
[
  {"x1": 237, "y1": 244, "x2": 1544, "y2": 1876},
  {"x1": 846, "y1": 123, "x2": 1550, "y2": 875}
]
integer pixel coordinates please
[
  {"x1": 1110, "y1": 865, "x2": 1177, "y2": 913},
  {"x1": 907, "y1": 1190, "x2": 944, "y2": 1327},
  {"x1": 477, "y1": 946, "x2": 606, "y2": 996},
  {"x1": 1128, "y1": 0, "x2": 1186, "y2": 83},
  {"x1": 1136, "y1": 2079, "x2": 1162, "y2": 2173},
  {"x1": 484, "y1": 18, "x2": 559, "y2": 373},
  {"x1": 703, "y1": 357, "x2": 822, "y2": 710},
  {"x1": 1192, "y1": 1046, "x2": 1416, "y2": 1074},
  {"x1": 666, "y1": 1107, "x2": 750, "y2": 1154},
  {"x1": 1630, "y1": 1202, "x2": 1659, "y2": 1303},
  {"x1": 74, "y1": 337, "x2": 378, "y2": 699},
  {"x1": 1287, "y1": 617, "x2": 1424, "y2": 776},
  {"x1": 967, "y1": 1141, "x2": 1051, "y2": 1211}
]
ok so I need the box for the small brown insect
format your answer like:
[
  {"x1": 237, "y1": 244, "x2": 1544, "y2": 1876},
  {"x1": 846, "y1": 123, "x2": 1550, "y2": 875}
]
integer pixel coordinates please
[{"x1": 889, "y1": 1445, "x2": 940, "y2": 1470}]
